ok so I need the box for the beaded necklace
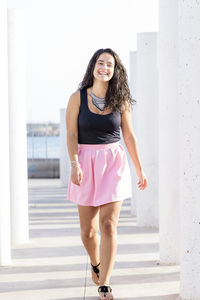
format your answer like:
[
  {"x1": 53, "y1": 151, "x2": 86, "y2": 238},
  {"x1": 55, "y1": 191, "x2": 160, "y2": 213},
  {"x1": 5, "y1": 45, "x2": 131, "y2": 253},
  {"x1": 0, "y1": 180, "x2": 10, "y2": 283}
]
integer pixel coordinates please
[{"x1": 90, "y1": 92, "x2": 106, "y2": 111}]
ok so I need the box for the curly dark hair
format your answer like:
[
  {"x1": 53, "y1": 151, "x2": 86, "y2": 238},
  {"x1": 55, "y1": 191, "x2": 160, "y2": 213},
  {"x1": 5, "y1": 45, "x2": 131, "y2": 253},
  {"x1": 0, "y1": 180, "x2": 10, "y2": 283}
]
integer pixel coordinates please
[{"x1": 78, "y1": 48, "x2": 136, "y2": 113}]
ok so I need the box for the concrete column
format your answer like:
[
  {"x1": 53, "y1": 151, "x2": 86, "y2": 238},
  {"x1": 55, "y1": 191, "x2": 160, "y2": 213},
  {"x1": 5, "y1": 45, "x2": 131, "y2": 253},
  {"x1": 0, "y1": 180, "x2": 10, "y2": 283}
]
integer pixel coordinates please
[
  {"x1": 7, "y1": 9, "x2": 29, "y2": 245},
  {"x1": 158, "y1": 0, "x2": 180, "y2": 264},
  {"x1": 0, "y1": 0, "x2": 11, "y2": 265},
  {"x1": 129, "y1": 51, "x2": 137, "y2": 97},
  {"x1": 129, "y1": 51, "x2": 137, "y2": 216},
  {"x1": 136, "y1": 32, "x2": 159, "y2": 228},
  {"x1": 60, "y1": 108, "x2": 70, "y2": 187},
  {"x1": 178, "y1": 1, "x2": 200, "y2": 298}
]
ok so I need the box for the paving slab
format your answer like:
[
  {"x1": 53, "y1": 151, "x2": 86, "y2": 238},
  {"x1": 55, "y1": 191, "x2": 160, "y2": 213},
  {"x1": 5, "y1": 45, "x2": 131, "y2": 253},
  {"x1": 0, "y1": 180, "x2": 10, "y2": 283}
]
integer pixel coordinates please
[{"x1": 0, "y1": 179, "x2": 180, "y2": 300}]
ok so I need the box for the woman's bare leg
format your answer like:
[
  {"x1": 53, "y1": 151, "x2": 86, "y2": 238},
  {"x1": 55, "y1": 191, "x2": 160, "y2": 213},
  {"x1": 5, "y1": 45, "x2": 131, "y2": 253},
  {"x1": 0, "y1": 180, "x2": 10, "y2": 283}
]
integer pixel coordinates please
[
  {"x1": 78, "y1": 205, "x2": 100, "y2": 284},
  {"x1": 99, "y1": 201, "x2": 123, "y2": 287}
]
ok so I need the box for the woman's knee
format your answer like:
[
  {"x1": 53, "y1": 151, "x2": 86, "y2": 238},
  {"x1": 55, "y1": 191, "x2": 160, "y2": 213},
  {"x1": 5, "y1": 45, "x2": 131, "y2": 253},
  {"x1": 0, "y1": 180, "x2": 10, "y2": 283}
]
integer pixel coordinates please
[
  {"x1": 100, "y1": 219, "x2": 117, "y2": 236},
  {"x1": 81, "y1": 227, "x2": 98, "y2": 240}
]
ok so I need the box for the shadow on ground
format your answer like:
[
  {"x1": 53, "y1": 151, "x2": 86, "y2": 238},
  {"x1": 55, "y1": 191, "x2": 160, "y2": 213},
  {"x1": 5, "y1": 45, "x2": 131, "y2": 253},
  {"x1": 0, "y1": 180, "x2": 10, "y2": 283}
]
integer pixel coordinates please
[
  {"x1": 54, "y1": 294, "x2": 179, "y2": 300},
  {"x1": 0, "y1": 182, "x2": 180, "y2": 299}
]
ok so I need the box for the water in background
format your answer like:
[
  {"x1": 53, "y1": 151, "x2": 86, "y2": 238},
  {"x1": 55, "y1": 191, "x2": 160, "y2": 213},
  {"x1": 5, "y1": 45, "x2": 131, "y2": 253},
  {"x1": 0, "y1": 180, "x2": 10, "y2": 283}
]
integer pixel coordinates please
[{"x1": 27, "y1": 136, "x2": 60, "y2": 159}]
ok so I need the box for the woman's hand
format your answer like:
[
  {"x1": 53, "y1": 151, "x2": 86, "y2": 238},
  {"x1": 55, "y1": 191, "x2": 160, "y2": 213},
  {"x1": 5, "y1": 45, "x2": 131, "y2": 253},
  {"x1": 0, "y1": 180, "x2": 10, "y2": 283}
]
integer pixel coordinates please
[
  {"x1": 136, "y1": 169, "x2": 148, "y2": 190},
  {"x1": 71, "y1": 165, "x2": 83, "y2": 186}
]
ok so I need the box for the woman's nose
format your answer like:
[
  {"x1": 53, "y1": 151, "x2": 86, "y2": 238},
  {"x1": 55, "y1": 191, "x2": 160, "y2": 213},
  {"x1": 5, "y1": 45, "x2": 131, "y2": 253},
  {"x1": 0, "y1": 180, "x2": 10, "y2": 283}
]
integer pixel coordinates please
[{"x1": 102, "y1": 64, "x2": 108, "y2": 71}]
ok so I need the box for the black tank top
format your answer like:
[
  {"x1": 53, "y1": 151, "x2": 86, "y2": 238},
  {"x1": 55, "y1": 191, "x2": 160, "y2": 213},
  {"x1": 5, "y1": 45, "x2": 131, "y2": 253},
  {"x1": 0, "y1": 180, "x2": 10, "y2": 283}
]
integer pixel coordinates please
[{"x1": 78, "y1": 88, "x2": 121, "y2": 144}]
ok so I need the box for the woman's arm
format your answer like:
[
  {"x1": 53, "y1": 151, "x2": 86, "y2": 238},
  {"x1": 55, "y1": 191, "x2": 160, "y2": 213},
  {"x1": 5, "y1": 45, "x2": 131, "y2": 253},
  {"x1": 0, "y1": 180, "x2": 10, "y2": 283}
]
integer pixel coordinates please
[
  {"x1": 65, "y1": 91, "x2": 83, "y2": 186},
  {"x1": 121, "y1": 105, "x2": 148, "y2": 190}
]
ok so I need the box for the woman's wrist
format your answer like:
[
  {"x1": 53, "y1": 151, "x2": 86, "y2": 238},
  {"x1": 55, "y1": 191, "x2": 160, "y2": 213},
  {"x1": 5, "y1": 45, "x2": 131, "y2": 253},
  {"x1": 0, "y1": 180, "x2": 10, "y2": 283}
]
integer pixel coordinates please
[
  {"x1": 136, "y1": 167, "x2": 143, "y2": 173},
  {"x1": 71, "y1": 160, "x2": 80, "y2": 168}
]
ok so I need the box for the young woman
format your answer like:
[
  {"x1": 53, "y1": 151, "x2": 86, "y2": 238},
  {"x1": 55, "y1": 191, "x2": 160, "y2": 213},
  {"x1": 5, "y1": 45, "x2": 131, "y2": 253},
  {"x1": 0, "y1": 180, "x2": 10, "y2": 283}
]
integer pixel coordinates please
[{"x1": 66, "y1": 48, "x2": 148, "y2": 300}]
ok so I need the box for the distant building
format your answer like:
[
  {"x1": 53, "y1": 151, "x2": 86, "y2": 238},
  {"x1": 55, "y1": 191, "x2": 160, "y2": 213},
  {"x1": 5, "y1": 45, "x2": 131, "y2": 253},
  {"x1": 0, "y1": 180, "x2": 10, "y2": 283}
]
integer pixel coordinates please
[{"x1": 27, "y1": 122, "x2": 60, "y2": 137}]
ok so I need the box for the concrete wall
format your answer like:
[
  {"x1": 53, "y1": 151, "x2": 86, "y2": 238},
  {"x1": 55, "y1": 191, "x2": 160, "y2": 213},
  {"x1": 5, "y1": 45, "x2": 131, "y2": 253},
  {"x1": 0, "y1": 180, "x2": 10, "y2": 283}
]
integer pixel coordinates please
[
  {"x1": 28, "y1": 159, "x2": 60, "y2": 178},
  {"x1": 135, "y1": 32, "x2": 159, "y2": 228},
  {"x1": 129, "y1": 51, "x2": 137, "y2": 217},
  {"x1": 0, "y1": 0, "x2": 11, "y2": 266},
  {"x1": 158, "y1": 0, "x2": 180, "y2": 264},
  {"x1": 178, "y1": 0, "x2": 200, "y2": 298},
  {"x1": 8, "y1": 8, "x2": 29, "y2": 246}
]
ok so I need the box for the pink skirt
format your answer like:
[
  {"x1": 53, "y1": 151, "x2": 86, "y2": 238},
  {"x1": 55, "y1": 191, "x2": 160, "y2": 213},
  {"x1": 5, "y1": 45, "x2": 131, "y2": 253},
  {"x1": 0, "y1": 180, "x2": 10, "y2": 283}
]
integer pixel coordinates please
[{"x1": 67, "y1": 141, "x2": 132, "y2": 207}]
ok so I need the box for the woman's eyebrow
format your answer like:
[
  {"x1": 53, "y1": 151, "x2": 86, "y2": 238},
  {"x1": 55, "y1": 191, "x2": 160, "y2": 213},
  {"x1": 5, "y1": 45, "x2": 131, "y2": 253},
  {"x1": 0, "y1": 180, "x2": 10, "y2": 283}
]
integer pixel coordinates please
[{"x1": 97, "y1": 59, "x2": 114, "y2": 65}]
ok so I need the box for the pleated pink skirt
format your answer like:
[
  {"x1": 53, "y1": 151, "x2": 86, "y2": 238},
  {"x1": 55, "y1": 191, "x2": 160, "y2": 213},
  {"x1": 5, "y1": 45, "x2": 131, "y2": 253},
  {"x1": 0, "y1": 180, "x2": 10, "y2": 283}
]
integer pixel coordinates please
[{"x1": 67, "y1": 141, "x2": 132, "y2": 207}]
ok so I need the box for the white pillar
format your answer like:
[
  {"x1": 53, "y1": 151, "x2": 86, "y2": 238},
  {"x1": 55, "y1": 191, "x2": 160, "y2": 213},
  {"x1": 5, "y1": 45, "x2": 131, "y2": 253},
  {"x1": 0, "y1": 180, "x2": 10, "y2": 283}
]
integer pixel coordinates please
[
  {"x1": 0, "y1": 0, "x2": 11, "y2": 265},
  {"x1": 158, "y1": 0, "x2": 180, "y2": 264},
  {"x1": 60, "y1": 108, "x2": 70, "y2": 187},
  {"x1": 136, "y1": 32, "x2": 159, "y2": 228},
  {"x1": 129, "y1": 51, "x2": 137, "y2": 96},
  {"x1": 179, "y1": 1, "x2": 200, "y2": 298},
  {"x1": 129, "y1": 51, "x2": 137, "y2": 216},
  {"x1": 7, "y1": 9, "x2": 29, "y2": 245}
]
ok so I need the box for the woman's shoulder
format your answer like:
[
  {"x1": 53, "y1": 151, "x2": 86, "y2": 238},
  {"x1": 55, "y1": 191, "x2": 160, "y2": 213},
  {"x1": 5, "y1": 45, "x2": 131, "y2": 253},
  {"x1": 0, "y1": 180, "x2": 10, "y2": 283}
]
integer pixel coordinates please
[
  {"x1": 67, "y1": 90, "x2": 81, "y2": 110},
  {"x1": 70, "y1": 89, "x2": 80, "y2": 98},
  {"x1": 70, "y1": 89, "x2": 82, "y2": 101},
  {"x1": 121, "y1": 101, "x2": 131, "y2": 113}
]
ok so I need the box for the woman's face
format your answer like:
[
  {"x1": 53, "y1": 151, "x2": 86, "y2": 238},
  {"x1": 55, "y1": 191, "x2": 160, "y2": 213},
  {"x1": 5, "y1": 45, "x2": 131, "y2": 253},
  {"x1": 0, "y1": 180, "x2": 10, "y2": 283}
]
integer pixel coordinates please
[{"x1": 93, "y1": 53, "x2": 115, "y2": 82}]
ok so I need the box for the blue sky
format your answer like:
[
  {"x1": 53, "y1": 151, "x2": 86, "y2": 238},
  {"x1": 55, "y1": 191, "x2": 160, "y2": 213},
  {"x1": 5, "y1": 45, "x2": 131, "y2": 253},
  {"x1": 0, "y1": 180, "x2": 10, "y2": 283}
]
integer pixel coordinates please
[{"x1": 7, "y1": 0, "x2": 158, "y2": 123}]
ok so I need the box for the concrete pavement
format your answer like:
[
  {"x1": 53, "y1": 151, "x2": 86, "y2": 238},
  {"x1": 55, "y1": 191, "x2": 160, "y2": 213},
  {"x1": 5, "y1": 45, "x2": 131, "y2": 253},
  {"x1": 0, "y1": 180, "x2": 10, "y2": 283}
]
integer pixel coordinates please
[{"x1": 0, "y1": 179, "x2": 180, "y2": 299}]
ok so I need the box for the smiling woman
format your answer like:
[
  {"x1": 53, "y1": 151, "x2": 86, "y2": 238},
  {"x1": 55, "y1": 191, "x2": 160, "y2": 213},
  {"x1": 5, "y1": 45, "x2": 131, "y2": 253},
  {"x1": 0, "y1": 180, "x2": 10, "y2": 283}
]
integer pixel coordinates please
[
  {"x1": 66, "y1": 48, "x2": 148, "y2": 299},
  {"x1": 78, "y1": 48, "x2": 135, "y2": 114}
]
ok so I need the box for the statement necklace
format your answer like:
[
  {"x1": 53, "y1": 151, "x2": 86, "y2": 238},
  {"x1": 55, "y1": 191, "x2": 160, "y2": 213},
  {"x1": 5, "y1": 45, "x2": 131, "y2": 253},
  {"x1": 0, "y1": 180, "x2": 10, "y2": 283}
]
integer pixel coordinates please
[{"x1": 90, "y1": 92, "x2": 106, "y2": 111}]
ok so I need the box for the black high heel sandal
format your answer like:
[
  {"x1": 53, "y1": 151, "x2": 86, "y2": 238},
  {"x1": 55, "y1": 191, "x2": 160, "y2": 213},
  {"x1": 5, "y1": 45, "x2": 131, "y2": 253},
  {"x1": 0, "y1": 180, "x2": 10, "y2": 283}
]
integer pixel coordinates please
[
  {"x1": 91, "y1": 262, "x2": 100, "y2": 284},
  {"x1": 98, "y1": 285, "x2": 113, "y2": 299}
]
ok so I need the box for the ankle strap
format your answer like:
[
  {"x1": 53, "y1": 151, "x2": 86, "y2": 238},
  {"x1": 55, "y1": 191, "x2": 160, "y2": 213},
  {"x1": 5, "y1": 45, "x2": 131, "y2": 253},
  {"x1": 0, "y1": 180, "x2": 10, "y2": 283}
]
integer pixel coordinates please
[
  {"x1": 98, "y1": 285, "x2": 112, "y2": 293},
  {"x1": 91, "y1": 262, "x2": 100, "y2": 268},
  {"x1": 91, "y1": 262, "x2": 100, "y2": 274}
]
